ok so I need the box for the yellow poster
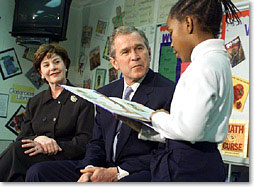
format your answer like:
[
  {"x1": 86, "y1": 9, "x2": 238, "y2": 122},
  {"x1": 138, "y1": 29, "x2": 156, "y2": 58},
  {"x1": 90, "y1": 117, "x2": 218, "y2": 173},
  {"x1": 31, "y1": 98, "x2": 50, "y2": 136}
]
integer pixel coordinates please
[
  {"x1": 9, "y1": 84, "x2": 35, "y2": 104},
  {"x1": 232, "y1": 75, "x2": 249, "y2": 112}
]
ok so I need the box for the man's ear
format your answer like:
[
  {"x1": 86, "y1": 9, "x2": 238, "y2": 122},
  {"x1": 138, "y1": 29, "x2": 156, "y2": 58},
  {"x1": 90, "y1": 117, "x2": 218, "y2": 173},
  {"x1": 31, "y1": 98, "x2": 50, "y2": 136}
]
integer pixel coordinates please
[
  {"x1": 148, "y1": 47, "x2": 151, "y2": 61},
  {"x1": 185, "y1": 16, "x2": 193, "y2": 34},
  {"x1": 110, "y1": 57, "x2": 119, "y2": 70}
]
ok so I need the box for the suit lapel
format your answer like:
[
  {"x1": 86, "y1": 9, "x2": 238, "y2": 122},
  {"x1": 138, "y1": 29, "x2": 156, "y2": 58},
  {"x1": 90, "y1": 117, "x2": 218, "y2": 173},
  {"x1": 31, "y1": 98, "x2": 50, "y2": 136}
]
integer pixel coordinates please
[
  {"x1": 105, "y1": 79, "x2": 124, "y2": 161},
  {"x1": 115, "y1": 70, "x2": 155, "y2": 161}
]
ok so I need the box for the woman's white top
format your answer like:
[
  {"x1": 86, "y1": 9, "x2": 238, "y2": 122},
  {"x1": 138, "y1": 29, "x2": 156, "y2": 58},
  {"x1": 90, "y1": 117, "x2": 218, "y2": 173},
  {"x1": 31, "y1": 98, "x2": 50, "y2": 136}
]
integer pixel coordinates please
[{"x1": 149, "y1": 39, "x2": 233, "y2": 143}]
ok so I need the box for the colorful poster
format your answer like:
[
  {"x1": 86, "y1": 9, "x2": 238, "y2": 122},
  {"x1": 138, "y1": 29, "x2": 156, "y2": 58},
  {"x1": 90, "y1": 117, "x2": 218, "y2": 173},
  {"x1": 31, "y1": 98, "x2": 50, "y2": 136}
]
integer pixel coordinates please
[{"x1": 155, "y1": 24, "x2": 181, "y2": 83}]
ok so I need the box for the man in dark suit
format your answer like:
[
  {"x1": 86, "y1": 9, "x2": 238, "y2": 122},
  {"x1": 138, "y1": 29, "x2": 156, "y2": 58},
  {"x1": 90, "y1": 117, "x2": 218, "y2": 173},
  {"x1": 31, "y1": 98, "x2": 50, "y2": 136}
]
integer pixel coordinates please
[{"x1": 25, "y1": 26, "x2": 175, "y2": 182}]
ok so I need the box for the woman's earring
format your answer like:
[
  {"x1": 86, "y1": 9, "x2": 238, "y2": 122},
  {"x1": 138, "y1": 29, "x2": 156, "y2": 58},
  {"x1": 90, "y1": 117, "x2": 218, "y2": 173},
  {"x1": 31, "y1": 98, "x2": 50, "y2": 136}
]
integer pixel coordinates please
[
  {"x1": 66, "y1": 69, "x2": 68, "y2": 72},
  {"x1": 41, "y1": 75, "x2": 45, "y2": 79}
]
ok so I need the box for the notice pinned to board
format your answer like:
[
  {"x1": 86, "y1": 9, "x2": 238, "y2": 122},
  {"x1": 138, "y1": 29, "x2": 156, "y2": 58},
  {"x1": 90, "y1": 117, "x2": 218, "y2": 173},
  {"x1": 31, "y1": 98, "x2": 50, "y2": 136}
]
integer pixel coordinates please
[{"x1": 124, "y1": 0, "x2": 155, "y2": 27}]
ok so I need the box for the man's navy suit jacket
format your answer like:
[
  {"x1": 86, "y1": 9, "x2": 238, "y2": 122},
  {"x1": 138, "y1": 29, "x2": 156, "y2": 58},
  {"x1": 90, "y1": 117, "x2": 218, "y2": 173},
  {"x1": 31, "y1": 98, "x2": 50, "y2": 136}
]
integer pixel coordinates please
[{"x1": 77, "y1": 69, "x2": 175, "y2": 174}]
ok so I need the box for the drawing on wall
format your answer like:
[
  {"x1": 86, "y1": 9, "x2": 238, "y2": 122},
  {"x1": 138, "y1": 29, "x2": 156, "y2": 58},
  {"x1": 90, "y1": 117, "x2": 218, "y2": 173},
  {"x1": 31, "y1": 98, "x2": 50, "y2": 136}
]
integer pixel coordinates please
[
  {"x1": 23, "y1": 47, "x2": 37, "y2": 62},
  {"x1": 81, "y1": 26, "x2": 93, "y2": 48},
  {"x1": 0, "y1": 48, "x2": 22, "y2": 80},
  {"x1": 78, "y1": 54, "x2": 87, "y2": 76},
  {"x1": 25, "y1": 67, "x2": 45, "y2": 89},
  {"x1": 83, "y1": 78, "x2": 92, "y2": 89},
  {"x1": 0, "y1": 93, "x2": 9, "y2": 118},
  {"x1": 112, "y1": 6, "x2": 125, "y2": 29},
  {"x1": 89, "y1": 46, "x2": 101, "y2": 71},
  {"x1": 95, "y1": 19, "x2": 108, "y2": 38},
  {"x1": 232, "y1": 75, "x2": 249, "y2": 112},
  {"x1": 103, "y1": 37, "x2": 110, "y2": 61},
  {"x1": 109, "y1": 67, "x2": 118, "y2": 83},
  {"x1": 5, "y1": 105, "x2": 25, "y2": 135},
  {"x1": 225, "y1": 36, "x2": 245, "y2": 68},
  {"x1": 94, "y1": 69, "x2": 106, "y2": 90}
]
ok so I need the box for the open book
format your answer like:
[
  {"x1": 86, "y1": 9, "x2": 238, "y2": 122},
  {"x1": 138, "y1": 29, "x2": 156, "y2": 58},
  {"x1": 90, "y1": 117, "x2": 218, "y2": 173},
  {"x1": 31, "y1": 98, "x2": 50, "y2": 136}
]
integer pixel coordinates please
[{"x1": 61, "y1": 85, "x2": 154, "y2": 128}]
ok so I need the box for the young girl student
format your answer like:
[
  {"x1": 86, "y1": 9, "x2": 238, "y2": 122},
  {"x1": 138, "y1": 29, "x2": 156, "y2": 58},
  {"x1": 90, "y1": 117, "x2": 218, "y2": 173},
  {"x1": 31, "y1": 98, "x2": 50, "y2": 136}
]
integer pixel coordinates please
[
  {"x1": 147, "y1": 0, "x2": 241, "y2": 182},
  {"x1": 116, "y1": 0, "x2": 241, "y2": 182}
]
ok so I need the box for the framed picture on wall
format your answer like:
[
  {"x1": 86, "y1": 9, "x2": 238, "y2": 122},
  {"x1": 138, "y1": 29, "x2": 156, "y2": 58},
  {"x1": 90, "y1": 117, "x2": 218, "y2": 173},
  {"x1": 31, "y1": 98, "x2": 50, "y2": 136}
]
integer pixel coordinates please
[
  {"x1": 89, "y1": 46, "x2": 101, "y2": 71},
  {"x1": 23, "y1": 47, "x2": 37, "y2": 62},
  {"x1": 5, "y1": 105, "x2": 26, "y2": 135},
  {"x1": 0, "y1": 93, "x2": 9, "y2": 118},
  {"x1": 0, "y1": 48, "x2": 22, "y2": 80},
  {"x1": 103, "y1": 37, "x2": 110, "y2": 61},
  {"x1": 94, "y1": 68, "x2": 106, "y2": 90},
  {"x1": 25, "y1": 67, "x2": 45, "y2": 89}
]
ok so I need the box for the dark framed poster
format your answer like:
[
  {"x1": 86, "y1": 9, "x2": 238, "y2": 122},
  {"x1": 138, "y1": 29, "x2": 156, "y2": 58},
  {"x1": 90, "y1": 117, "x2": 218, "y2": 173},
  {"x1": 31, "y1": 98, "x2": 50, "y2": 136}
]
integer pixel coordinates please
[
  {"x1": 5, "y1": 105, "x2": 25, "y2": 135},
  {"x1": 0, "y1": 48, "x2": 22, "y2": 80},
  {"x1": 25, "y1": 67, "x2": 45, "y2": 89}
]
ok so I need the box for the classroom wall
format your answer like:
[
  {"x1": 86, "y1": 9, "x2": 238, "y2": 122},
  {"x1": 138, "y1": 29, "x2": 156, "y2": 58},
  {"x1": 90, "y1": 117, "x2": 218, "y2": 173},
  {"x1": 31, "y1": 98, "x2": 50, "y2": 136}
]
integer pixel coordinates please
[
  {"x1": 0, "y1": 0, "x2": 249, "y2": 146},
  {"x1": 0, "y1": 0, "x2": 83, "y2": 143}
]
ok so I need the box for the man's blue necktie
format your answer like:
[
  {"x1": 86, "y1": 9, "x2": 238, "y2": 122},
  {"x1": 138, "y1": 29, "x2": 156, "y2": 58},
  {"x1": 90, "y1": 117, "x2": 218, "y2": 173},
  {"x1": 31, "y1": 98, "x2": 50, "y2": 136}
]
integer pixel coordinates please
[{"x1": 112, "y1": 86, "x2": 133, "y2": 162}]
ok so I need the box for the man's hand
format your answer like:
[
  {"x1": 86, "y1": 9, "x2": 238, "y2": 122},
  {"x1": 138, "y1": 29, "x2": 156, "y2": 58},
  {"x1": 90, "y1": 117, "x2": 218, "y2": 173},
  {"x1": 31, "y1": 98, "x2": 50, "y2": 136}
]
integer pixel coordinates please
[
  {"x1": 78, "y1": 167, "x2": 118, "y2": 182},
  {"x1": 77, "y1": 172, "x2": 93, "y2": 182},
  {"x1": 114, "y1": 115, "x2": 142, "y2": 133},
  {"x1": 34, "y1": 136, "x2": 62, "y2": 155}
]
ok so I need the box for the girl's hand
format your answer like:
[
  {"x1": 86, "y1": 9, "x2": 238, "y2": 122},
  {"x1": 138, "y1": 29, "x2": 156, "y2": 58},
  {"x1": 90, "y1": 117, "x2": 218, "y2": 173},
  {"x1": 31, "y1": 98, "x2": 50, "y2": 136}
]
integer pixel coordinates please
[
  {"x1": 114, "y1": 115, "x2": 142, "y2": 133},
  {"x1": 150, "y1": 109, "x2": 169, "y2": 120},
  {"x1": 21, "y1": 139, "x2": 44, "y2": 156},
  {"x1": 34, "y1": 136, "x2": 62, "y2": 155}
]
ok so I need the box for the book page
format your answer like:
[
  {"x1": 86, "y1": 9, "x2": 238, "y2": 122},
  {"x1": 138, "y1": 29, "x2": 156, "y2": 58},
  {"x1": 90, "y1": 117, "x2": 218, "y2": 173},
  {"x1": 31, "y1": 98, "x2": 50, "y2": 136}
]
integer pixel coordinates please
[
  {"x1": 60, "y1": 85, "x2": 154, "y2": 124},
  {"x1": 109, "y1": 97, "x2": 154, "y2": 122}
]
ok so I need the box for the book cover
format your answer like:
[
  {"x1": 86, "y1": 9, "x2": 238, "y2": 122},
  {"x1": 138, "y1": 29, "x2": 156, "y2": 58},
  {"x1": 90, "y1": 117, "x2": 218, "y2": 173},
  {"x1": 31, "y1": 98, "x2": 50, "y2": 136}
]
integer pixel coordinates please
[
  {"x1": 60, "y1": 85, "x2": 154, "y2": 128},
  {"x1": 218, "y1": 119, "x2": 249, "y2": 158}
]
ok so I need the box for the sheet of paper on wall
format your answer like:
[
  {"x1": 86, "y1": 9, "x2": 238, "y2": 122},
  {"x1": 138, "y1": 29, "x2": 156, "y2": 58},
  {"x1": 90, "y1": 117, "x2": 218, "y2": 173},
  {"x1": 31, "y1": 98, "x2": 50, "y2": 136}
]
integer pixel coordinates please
[{"x1": 60, "y1": 85, "x2": 155, "y2": 129}]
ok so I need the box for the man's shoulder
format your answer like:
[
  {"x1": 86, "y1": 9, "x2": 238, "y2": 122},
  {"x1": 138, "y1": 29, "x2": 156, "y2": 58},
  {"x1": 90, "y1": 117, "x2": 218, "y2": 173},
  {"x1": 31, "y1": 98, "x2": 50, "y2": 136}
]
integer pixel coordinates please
[{"x1": 97, "y1": 78, "x2": 123, "y2": 95}]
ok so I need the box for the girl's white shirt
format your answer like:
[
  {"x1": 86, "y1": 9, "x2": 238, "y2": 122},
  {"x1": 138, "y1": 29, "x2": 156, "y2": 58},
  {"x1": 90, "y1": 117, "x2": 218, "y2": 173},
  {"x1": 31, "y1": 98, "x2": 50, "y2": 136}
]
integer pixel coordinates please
[{"x1": 147, "y1": 39, "x2": 233, "y2": 143}]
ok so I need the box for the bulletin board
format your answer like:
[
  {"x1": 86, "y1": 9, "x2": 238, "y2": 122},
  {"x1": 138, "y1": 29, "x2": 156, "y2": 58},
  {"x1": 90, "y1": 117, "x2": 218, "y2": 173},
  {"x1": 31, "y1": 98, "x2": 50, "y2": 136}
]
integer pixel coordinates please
[{"x1": 221, "y1": 2, "x2": 249, "y2": 120}]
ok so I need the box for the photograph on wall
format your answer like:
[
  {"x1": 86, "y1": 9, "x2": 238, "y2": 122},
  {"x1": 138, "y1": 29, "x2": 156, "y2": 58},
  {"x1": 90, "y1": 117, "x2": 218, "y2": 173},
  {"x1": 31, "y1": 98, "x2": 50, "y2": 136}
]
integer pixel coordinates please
[
  {"x1": 83, "y1": 78, "x2": 92, "y2": 89},
  {"x1": 103, "y1": 37, "x2": 110, "y2": 61},
  {"x1": 109, "y1": 67, "x2": 118, "y2": 83},
  {"x1": 225, "y1": 36, "x2": 245, "y2": 68},
  {"x1": 77, "y1": 54, "x2": 87, "y2": 76},
  {"x1": 232, "y1": 75, "x2": 249, "y2": 112},
  {"x1": 96, "y1": 19, "x2": 108, "y2": 36},
  {"x1": 0, "y1": 93, "x2": 9, "y2": 118},
  {"x1": 0, "y1": 48, "x2": 22, "y2": 80},
  {"x1": 23, "y1": 47, "x2": 37, "y2": 62},
  {"x1": 25, "y1": 67, "x2": 45, "y2": 89},
  {"x1": 81, "y1": 26, "x2": 93, "y2": 48},
  {"x1": 89, "y1": 46, "x2": 101, "y2": 71},
  {"x1": 94, "y1": 68, "x2": 106, "y2": 90},
  {"x1": 5, "y1": 105, "x2": 26, "y2": 135}
]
